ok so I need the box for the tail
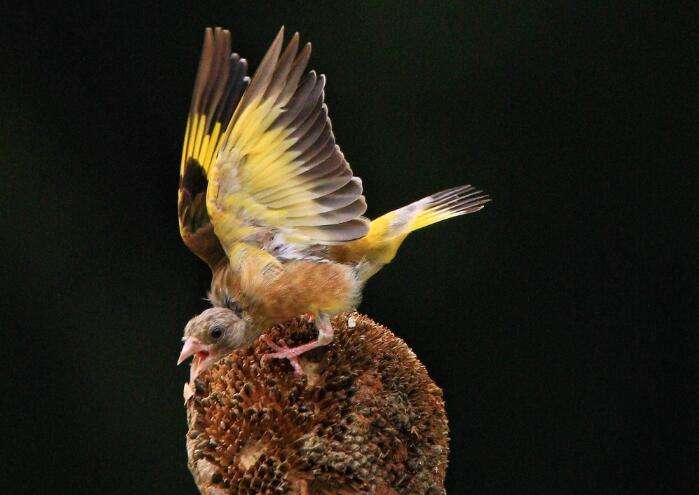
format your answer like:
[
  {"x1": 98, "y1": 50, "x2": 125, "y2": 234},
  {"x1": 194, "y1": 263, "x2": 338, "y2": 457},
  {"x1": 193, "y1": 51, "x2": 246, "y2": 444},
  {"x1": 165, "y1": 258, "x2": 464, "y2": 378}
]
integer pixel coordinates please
[
  {"x1": 398, "y1": 184, "x2": 490, "y2": 233},
  {"x1": 332, "y1": 185, "x2": 490, "y2": 280}
]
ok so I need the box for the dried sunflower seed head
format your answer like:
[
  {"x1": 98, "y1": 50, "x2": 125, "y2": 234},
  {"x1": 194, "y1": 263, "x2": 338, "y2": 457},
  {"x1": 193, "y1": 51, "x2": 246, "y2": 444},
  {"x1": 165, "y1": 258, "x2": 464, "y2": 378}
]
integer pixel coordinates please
[{"x1": 185, "y1": 313, "x2": 449, "y2": 495}]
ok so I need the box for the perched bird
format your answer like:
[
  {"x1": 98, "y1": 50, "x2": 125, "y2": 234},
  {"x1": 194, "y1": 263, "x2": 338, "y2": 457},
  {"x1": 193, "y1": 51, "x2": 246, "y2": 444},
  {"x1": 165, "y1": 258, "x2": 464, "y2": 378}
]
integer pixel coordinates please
[{"x1": 177, "y1": 27, "x2": 490, "y2": 379}]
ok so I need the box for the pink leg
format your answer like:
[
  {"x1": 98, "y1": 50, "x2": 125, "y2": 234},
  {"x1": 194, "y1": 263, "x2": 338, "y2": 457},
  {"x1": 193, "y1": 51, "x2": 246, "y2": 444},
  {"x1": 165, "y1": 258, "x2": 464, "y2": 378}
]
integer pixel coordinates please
[{"x1": 261, "y1": 314, "x2": 334, "y2": 376}]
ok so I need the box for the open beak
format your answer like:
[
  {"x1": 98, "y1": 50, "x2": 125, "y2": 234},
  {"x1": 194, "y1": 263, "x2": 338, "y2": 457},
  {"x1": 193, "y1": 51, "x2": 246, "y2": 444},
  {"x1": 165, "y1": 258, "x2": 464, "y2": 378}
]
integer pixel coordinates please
[{"x1": 178, "y1": 337, "x2": 214, "y2": 382}]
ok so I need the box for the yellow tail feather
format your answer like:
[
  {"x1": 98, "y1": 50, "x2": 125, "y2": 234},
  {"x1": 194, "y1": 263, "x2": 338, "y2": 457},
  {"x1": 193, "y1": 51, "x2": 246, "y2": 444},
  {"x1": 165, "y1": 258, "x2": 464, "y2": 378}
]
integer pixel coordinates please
[
  {"x1": 331, "y1": 185, "x2": 490, "y2": 279},
  {"x1": 408, "y1": 184, "x2": 490, "y2": 231}
]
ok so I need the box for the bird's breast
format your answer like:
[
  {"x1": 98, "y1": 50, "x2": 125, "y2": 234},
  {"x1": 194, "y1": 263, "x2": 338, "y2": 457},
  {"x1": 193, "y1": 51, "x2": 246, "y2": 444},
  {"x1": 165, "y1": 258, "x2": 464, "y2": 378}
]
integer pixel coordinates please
[{"x1": 211, "y1": 258, "x2": 361, "y2": 325}]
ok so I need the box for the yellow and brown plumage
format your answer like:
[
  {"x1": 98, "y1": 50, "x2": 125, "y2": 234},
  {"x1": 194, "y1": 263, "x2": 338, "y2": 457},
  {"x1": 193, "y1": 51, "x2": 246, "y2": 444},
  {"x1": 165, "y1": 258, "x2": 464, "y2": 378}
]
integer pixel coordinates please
[{"x1": 178, "y1": 27, "x2": 490, "y2": 374}]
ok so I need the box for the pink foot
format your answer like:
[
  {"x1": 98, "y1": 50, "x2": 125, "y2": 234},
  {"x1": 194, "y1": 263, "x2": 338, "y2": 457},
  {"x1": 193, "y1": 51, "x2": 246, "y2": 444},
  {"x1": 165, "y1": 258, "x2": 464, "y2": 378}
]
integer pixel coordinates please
[{"x1": 261, "y1": 335, "x2": 325, "y2": 376}]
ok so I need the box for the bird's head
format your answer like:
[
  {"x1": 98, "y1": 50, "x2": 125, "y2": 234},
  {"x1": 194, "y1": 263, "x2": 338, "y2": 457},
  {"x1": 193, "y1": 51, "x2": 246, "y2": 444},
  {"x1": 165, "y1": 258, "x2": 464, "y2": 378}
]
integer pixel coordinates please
[{"x1": 178, "y1": 307, "x2": 250, "y2": 382}]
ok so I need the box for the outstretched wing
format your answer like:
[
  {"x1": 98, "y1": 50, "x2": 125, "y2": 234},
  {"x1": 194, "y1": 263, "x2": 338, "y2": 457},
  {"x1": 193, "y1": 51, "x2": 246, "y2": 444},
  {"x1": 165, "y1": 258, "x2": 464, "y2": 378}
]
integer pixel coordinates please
[
  {"x1": 178, "y1": 28, "x2": 249, "y2": 267},
  {"x1": 206, "y1": 27, "x2": 369, "y2": 262}
]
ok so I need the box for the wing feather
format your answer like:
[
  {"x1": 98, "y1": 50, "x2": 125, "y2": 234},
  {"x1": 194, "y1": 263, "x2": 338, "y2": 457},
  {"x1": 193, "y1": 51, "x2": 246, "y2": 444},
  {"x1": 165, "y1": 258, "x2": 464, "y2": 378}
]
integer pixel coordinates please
[
  {"x1": 178, "y1": 28, "x2": 249, "y2": 267},
  {"x1": 206, "y1": 27, "x2": 370, "y2": 252}
]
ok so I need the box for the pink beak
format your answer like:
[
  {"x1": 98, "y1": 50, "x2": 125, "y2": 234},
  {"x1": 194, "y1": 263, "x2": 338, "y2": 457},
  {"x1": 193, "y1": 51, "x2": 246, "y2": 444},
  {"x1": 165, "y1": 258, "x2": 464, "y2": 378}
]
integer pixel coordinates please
[{"x1": 178, "y1": 337, "x2": 212, "y2": 382}]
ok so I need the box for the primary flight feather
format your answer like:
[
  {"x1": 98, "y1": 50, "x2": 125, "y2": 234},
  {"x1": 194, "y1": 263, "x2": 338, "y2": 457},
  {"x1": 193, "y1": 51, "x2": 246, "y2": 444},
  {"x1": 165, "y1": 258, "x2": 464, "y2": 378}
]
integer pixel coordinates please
[{"x1": 177, "y1": 27, "x2": 490, "y2": 380}]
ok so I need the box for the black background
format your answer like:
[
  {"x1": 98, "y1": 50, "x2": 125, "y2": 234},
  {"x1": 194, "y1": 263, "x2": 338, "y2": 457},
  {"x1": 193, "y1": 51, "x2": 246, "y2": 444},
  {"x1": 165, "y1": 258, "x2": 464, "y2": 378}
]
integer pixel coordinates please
[{"x1": 1, "y1": 2, "x2": 691, "y2": 494}]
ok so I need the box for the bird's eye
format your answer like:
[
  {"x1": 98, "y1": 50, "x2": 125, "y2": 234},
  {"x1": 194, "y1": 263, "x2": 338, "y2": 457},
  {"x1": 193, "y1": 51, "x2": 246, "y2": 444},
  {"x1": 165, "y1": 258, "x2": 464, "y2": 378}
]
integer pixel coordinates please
[{"x1": 209, "y1": 327, "x2": 223, "y2": 340}]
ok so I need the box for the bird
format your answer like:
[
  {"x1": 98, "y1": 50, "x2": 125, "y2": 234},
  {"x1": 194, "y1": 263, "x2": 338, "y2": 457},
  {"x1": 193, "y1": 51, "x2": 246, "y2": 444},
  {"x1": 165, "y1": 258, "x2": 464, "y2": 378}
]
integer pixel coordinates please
[{"x1": 177, "y1": 26, "x2": 490, "y2": 379}]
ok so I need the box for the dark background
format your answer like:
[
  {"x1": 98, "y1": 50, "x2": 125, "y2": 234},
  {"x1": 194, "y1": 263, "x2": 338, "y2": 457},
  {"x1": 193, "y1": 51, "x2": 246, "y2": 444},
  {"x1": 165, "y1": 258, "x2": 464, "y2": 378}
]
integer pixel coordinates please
[{"x1": 1, "y1": 2, "x2": 691, "y2": 494}]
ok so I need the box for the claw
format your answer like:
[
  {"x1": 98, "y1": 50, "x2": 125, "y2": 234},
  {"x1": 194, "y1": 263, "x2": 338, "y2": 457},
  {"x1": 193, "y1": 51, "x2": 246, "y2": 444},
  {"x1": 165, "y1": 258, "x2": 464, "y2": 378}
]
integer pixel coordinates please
[
  {"x1": 260, "y1": 313, "x2": 336, "y2": 376},
  {"x1": 260, "y1": 334, "x2": 283, "y2": 353},
  {"x1": 262, "y1": 338, "x2": 305, "y2": 375}
]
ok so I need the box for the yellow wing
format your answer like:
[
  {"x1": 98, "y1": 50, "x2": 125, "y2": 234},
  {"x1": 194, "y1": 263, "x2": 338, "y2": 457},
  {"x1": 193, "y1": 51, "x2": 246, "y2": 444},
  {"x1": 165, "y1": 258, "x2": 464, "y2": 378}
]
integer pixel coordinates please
[
  {"x1": 205, "y1": 27, "x2": 369, "y2": 263},
  {"x1": 178, "y1": 28, "x2": 249, "y2": 267}
]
